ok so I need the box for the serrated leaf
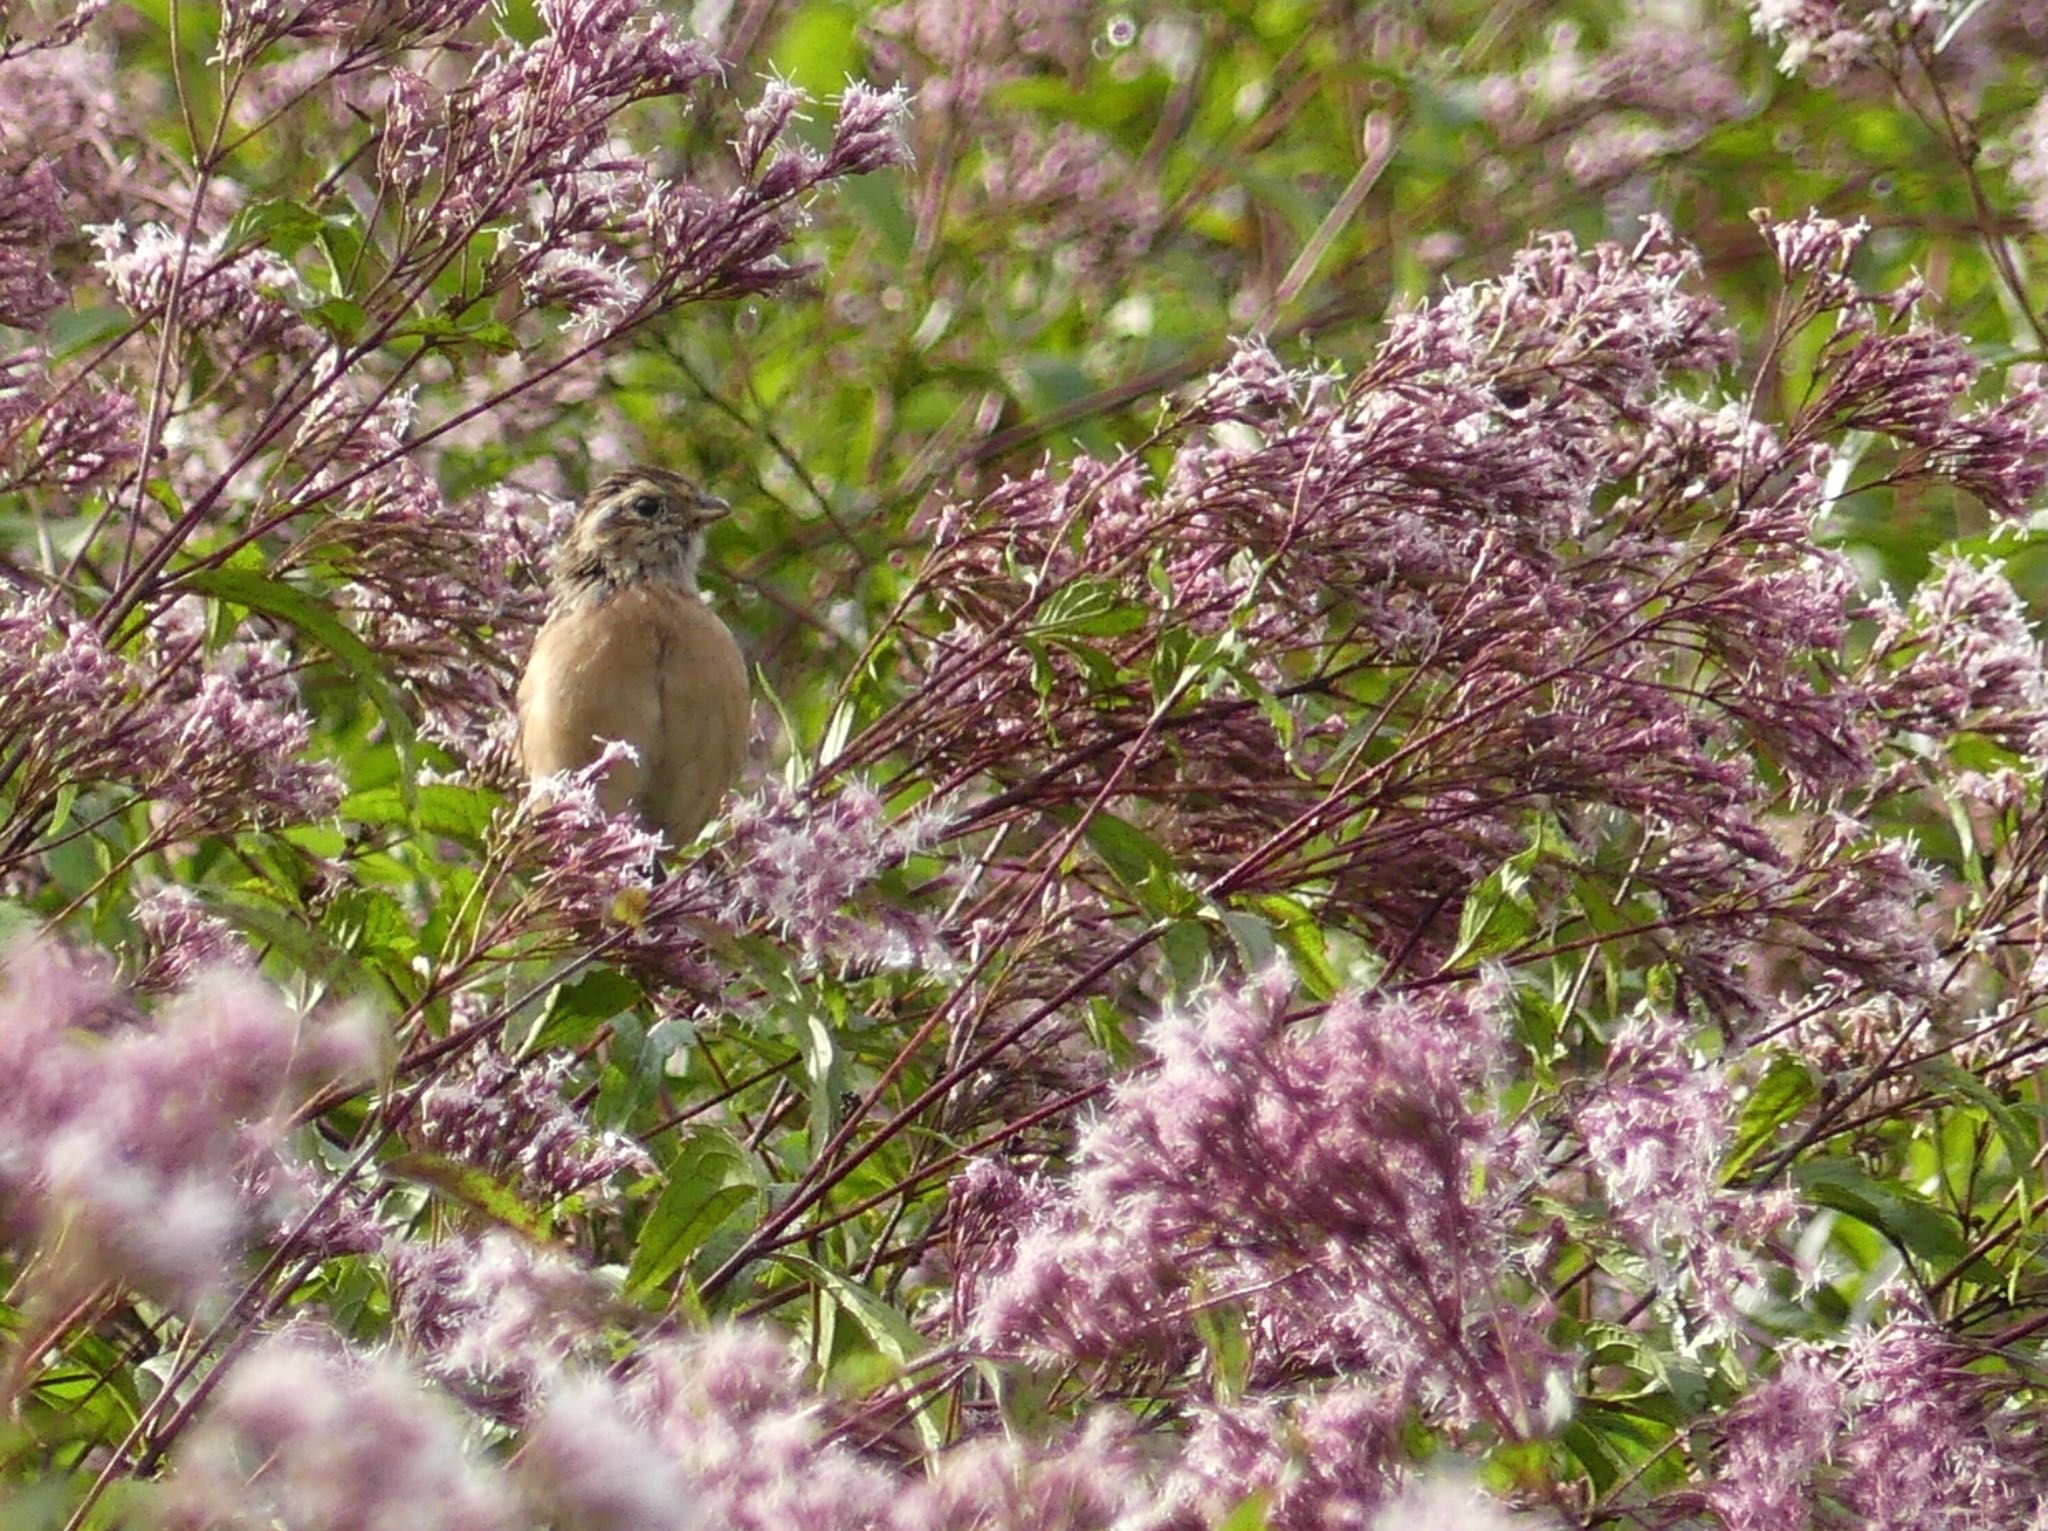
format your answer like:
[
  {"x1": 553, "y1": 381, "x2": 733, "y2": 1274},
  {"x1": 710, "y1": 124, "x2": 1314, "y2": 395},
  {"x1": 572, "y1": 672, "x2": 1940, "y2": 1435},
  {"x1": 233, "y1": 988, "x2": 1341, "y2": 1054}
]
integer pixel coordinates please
[{"x1": 340, "y1": 783, "x2": 495, "y2": 843}]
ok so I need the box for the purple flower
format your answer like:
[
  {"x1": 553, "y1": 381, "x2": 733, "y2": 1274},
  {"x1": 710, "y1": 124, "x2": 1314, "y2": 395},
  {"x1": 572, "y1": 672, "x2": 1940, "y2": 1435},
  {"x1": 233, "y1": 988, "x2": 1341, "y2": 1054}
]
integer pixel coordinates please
[
  {"x1": 213, "y1": 0, "x2": 492, "y2": 65},
  {"x1": 6, "y1": 374, "x2": 139, "y2": 488},
  {"x1": 1162, "y1": 1389, "x2": 1409, "y2": 1528},
  {"x1": 906, "y1": 1413, "x2": 1157, "y2": 1531},
  {"x1": 2008, "y1": 96, "x2": 2048, "y2": 236},
  {"x1": 389, "y1": 1232, "x2": 616, "y2": 1419},
  {"x1": 518, "y1": 1372, "x2": 704, "y2": 1531},
  {"x1": 1745, "y1": 0, "x2": 1933, "y2": 78},
  {"x1": 416, "y1": 1047, "x2": 651, "y2": 1204},
  {"x1": 0, "y1": 939, "x2": 376, "y2": 1307},
  {"x1": 700, "y1": 777, "x2": 946, "y2": 967},
  {"x1": 163, "y1": 1331, "x2": 518, "y2": 1531},
  {"x1": 624, "y1": 1329, "x2": 902, "y2": 1531},
  {"x1": 1871, "y1": 556, "x2": 2048, "y2": 737},
  {"x1": 502, "y1": 739, "x2": 666, "y2": 925},
  {"x1": 131, "y1": 886, "x2": 251, "y2": 992},
  {"x1": 523, "y1": 246, "x2": 644, "y2": 332},
  {"x1": 0, "y1": 589, "x2": 341, "y2": 852},
  {"x1": 869, "y1": 0, "x2": 1094, "y2": 118},
  {"x1": 1579, "y1": 1012, "x2": 1732, "y2": 1245},
  {"x1": 1711, "y1": 1311, "x2": 2046, "y2": 1528},
  {"x1": 966, "y1": 969, "x2": 1560, "y2": 1437},
  {"x1": 0, "y1": 158, "x2": 66, "y2": 327},
  {"x1": 1482, "y1": 19, "x2": 1743, "y2": 190},
  {"x1": 826, "y1": 82, "x2": 914, "y2": 177},
  {"x1": 87, "y1": 219, "x2": 318, "y2": 350},
  {"x1": 1758, "y1": 207, "x2": 1871, "y2": 299}
]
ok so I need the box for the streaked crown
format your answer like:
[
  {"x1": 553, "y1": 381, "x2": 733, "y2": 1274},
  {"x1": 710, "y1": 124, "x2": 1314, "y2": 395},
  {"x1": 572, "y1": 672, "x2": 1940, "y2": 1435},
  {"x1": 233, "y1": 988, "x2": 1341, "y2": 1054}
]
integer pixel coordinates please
[{"x1": 551, "y1": 465, "x2": 729, "y2": 604}]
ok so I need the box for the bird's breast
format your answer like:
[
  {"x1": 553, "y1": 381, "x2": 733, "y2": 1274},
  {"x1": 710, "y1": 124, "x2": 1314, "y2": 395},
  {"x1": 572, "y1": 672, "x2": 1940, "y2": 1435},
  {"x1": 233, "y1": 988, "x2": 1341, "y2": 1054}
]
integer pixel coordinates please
[{"x1": 516, "y1": 583, "x2": 749, "y2": 844}]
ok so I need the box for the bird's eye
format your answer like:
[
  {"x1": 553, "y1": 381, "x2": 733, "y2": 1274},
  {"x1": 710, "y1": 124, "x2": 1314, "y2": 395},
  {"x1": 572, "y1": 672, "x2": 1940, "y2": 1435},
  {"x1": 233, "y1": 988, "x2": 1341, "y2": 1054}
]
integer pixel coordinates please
[{"x1": 630, "y1": 494, "x2": 663, "y2": 517}]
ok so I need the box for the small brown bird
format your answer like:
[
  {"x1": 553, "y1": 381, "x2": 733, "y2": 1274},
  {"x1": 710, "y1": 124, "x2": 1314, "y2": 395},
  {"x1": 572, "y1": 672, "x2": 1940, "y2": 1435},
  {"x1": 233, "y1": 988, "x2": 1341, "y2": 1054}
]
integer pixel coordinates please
[{"x1": 516, "y1": 466, "x2": 749, "y2": 847}]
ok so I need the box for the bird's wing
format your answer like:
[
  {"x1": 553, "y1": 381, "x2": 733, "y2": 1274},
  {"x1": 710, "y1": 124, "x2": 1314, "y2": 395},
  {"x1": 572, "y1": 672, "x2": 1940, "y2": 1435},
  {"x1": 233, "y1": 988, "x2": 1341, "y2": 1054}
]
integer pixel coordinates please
[
  {"x1": 644, "y1": 590, "x2": 750, "y2": 845},
  {"x1": 515, "y1": 598, "x2": 662, "y2": 818}
]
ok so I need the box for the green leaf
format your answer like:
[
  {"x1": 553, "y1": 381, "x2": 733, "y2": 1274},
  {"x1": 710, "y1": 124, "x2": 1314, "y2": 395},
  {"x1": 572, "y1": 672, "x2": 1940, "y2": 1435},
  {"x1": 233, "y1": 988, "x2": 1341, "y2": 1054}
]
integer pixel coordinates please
[
  {"x1": 384, "y1": 1151, "x2": 552, "y2": 1238},
  {"x1": 776, "y1": 1252, "x2": 925, "y2": 1363},
  {"x1": 1725, "y1": 1054, "x2": 1817, "y2": 1177},
  {"x1": 1082, "y1": 811, "x2": 1198, "y2": 917},
  {"x1": 1794, "y1": 1158, "x2": 1970, "y2": 1269},
  {"x1": 1448, "y1": 856, "x2": 1534, "y2": 967},
  {"x1": 1030, "y1": 578, "x2": 1147, "y2": 638},
  {"x1": 310, "y1": 297, "x2": 367, "y2": 341},
  {"x1": 313, "y1": 210, "x2": 367, "y2": 296},
  {"x1": 324, "y1": 886, "x2": 418, "y2": 965},
  {"x1": 1161, "y1": 917, "x2": 1212, "y2": 989},
  {"x1": 1923, "y1": 1057, "x2": 2037, "y2": 1184},
  {"x1": 1149, "y1": 628, "x2": 1234, "y2": 716},
  {"x1": 802, "y1": 1014, "x2": 844, "y2": 1155},
  {"x1": 774, "y1": 1251, "x2": 942, "y2": 1453},
  {"x1": 1191, "y1": 1295, "x2": 1251, "y2": 1404},
  {"x1": 340, "y1": 783, "x2": 495, "y2": 844},
  {"x1": 519, "y1": 969, "x2": 643, "y2": 1057},
  {"x1": 625, "y1": 1128, "x2": 762, "y2": 1301},
  {"x1": 398, "y1": 311, "x2": 520, "y2": 353},
  {"x1": 1213, "y1": 1494, "x2": 1273, "y2": 1531},
  {"x1": 1248, "y1": 894, "x2": 1339, "y2": 998},
  {"x1": 227, "y1": 196, "x2": 327, "y2": 251},
  {"x1": 43, "y1": 306, "x2": 130, "y2": 361},
  {"x1": 1447, "y1": 816, "x2": 1577, "y2": 968},
  {"x1": 1561, "y1": 1419, "x2": 1626, "y2": 1496}
]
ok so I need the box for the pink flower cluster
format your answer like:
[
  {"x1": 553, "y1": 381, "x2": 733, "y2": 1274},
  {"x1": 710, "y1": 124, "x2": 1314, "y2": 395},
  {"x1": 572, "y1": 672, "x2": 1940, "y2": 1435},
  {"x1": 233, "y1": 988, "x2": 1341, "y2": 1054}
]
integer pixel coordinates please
[
  {"x1": 964, "y1": 969, "x2": 1557, "y2": 1451},
  {"x1": 0, "y1": 594, "x2": 339, "y2": 877},
  {"x1": 0, "y1": 939, "x2": 374, "y2": 1306}
]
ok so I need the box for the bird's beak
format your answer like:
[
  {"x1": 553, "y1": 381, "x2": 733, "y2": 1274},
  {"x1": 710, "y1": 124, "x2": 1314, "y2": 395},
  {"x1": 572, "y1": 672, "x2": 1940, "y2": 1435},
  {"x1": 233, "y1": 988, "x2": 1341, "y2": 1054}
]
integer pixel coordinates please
[{"x1": 697, "y1": 495, "x2": 731, "y2": 523}]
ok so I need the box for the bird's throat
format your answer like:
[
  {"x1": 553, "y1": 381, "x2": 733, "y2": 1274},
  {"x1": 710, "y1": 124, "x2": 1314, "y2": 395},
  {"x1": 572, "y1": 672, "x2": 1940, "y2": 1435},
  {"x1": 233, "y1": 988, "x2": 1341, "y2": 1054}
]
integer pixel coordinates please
[{"x1": 551, "y1": 556, "x2": 703, "y2": 613}]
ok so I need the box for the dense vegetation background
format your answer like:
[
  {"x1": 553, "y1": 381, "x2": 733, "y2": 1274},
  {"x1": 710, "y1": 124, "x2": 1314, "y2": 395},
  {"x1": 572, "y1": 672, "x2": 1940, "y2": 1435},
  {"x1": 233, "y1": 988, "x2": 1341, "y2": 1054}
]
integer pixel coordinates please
[{"x1": 6, "y1": 0, "x2": 2048, "y2": 1525}]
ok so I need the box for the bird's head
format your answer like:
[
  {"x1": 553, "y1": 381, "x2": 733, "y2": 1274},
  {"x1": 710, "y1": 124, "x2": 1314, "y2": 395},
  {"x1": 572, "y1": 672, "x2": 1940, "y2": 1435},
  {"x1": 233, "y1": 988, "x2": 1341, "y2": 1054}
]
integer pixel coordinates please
[{"x1": 552, "y1": 466, "x2": 729, "y2": 603}]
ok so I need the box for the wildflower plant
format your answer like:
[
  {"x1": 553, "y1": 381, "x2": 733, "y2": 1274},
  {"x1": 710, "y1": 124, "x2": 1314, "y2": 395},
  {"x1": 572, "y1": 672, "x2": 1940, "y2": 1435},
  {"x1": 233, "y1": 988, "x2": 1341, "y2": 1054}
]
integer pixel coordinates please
[{"x1": 8, "y1": 2, "x2": 2048, "y2": 1530}]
